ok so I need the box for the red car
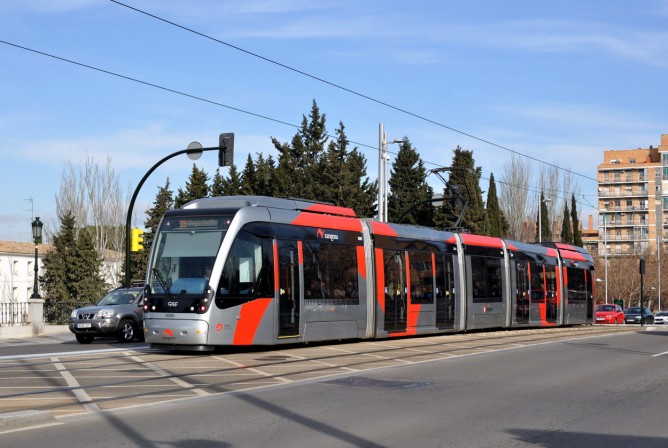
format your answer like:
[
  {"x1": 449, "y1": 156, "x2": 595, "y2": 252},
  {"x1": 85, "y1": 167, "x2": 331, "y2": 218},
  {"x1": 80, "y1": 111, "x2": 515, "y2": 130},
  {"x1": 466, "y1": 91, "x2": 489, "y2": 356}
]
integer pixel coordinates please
[{"x1": 595, "y1": 304, "x2": 625, "y2": 324}]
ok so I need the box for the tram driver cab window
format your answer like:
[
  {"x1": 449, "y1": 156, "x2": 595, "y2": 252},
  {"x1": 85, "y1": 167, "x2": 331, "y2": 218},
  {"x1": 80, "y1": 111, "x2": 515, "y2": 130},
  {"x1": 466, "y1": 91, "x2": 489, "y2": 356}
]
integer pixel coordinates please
[{"x1": 216, "y1": 230, "x2": 273, "y2": 308}]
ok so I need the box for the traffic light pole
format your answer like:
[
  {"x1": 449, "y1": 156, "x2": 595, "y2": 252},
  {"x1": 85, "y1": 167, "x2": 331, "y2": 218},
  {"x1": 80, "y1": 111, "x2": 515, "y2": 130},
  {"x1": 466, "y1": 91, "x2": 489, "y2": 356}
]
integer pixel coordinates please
[{"x1": 124, "y1": 146, "x2": 220, "y2": 288}]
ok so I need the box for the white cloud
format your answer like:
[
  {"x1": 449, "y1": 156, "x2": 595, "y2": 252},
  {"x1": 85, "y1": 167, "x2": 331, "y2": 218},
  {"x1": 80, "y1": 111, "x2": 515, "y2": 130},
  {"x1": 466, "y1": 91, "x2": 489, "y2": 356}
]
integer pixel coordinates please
[
  {"x1": 441, "y1": 19, "x2": 668, "y2": 68},
  {"x1": 0, "y1": 0, "x2": 98, "y2": 13}
]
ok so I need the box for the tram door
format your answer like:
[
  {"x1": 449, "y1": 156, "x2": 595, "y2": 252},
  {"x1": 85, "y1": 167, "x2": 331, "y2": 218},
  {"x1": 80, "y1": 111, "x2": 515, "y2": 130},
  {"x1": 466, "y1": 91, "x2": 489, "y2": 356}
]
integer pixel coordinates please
[
  {"x1": 384, "y1": 251, "x2": 407, "y2": 332},
  {"x1": 515, "y1": 261, "x2": 530, "y2": 324},
  {"x1": 277, "y1": 240, "x2": 300, "y2": 338},
  {"x1": 435, "y1": 255, "x2": 456, "y2": 329}
]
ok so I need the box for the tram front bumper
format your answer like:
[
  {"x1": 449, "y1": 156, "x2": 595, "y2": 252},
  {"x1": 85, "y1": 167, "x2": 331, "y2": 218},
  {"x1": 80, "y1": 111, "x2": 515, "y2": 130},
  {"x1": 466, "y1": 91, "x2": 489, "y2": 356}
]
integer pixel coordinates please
[{"x1": 145, "y1": 318, "x2": 209, "y2": 346}]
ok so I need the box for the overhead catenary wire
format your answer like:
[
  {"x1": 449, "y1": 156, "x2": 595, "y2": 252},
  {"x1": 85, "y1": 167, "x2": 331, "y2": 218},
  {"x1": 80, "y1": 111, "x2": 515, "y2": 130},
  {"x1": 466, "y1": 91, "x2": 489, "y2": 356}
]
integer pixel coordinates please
[
  {"x1": 0, "y1": 38, "x2": 594, "y2": 211},
  {"x1": 108, "y1": 0, "x2": 598, "y2": 185}
]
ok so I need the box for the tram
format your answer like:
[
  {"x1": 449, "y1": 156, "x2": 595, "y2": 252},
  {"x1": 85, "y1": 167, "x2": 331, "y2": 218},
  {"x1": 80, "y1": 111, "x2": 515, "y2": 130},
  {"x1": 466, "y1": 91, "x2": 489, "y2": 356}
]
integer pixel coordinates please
[{"x1": 142, "y1": 196, "x2": 594, "y2": 350}]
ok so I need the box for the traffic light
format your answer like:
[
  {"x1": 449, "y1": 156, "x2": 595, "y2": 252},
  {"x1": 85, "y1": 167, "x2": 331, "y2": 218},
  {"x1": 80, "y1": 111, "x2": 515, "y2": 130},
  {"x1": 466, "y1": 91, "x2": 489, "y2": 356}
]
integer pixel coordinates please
[
  {"x1": 218, "y1": 132, "x2": 234, "y2": 167},
  {"x1": 130, "y1": 228, "x2": 144, "y2": 252}
]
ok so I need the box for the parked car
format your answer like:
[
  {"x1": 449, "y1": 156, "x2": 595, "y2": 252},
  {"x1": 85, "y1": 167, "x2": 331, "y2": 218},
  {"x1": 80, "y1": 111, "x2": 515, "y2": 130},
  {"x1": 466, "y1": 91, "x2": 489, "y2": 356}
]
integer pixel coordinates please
[
  {"x1": 654, "y1": 311, "x2": 668, "y2": 324},
  {"x1": 623, "y1": 307, "x2": 654, "y2": 325},
  {"x1": 69, "y1": 287, "x2": 144, "y2": 344},
  {"x1": 595, "y1": 304, "x2": 625, "y2": 324}
]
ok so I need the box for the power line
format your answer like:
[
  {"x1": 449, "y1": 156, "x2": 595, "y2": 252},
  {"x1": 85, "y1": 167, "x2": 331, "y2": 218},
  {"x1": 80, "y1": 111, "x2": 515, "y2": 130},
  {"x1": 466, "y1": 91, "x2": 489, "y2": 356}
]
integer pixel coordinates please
[
  {"x1": 0, "y1": 40, "x2": 298, "y2": 131},
  {"x1": 0, "y1": 38, "x2": 593, "y2": 210},
  {"x1": 109, "y1": 0, "x2": 598, "y2": 184}
]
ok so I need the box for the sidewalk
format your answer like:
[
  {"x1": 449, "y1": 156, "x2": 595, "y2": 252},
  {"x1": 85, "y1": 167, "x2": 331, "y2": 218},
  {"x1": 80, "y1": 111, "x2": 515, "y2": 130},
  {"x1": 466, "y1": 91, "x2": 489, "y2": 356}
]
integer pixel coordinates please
[{"x1": 0, "y1": 325, "x2": 72, "y2": 347}]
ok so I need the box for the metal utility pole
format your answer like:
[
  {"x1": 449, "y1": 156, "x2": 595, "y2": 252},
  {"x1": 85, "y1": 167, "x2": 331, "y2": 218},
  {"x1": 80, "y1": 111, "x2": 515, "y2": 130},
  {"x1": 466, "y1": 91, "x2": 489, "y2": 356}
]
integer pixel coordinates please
[
  {"x1": 378, "y1": 124, "x2": 401, "y2": 223},
  {"x1": 378, "y1": 123, "x2": 386, "y2": 223}
]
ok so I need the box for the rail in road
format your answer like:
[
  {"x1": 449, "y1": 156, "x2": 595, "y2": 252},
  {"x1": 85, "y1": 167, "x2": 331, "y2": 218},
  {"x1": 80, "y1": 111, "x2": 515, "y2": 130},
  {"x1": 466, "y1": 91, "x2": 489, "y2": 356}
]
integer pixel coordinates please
[{"x1": 0, "y1": 325, "x2": 641, "y2": 421}]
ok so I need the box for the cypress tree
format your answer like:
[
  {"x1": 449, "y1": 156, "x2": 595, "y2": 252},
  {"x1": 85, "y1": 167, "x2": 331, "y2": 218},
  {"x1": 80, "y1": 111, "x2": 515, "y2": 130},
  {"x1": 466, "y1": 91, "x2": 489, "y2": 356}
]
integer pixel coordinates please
[
  {"x1": 485, "y1": 173, "x2": 508, "y2": 237},
  {"x1": 571, "y1": 194, "x2": 583, "y2": 247},
  {"x1": 537, "y1": 191, "x2": 551, "y2": 243},
  {"x1": 560, "y1": 202, "x2": 573, "y2": 244}
]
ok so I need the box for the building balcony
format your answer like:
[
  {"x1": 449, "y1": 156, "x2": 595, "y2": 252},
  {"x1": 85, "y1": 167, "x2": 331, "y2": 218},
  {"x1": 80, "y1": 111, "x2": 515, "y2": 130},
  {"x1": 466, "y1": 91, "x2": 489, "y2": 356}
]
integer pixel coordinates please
[
  {"x1": 599, "y1": 233, "x2": 650, "y2": 243},
  {"x1": 598, "y1": 190, "x2": 649, "y2": 198}
]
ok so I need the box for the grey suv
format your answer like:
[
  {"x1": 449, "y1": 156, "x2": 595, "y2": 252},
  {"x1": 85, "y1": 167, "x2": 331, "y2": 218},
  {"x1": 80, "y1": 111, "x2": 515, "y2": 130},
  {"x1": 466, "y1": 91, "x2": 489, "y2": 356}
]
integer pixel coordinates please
[{"x1": 69, "y1": 287, "x2": 144, "y2": 344}]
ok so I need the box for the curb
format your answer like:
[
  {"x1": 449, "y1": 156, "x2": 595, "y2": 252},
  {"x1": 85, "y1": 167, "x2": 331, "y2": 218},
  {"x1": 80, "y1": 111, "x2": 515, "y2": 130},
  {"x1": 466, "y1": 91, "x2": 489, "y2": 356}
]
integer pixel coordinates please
[{"x1": 0, "y1": 410, "x2": 58, "y2": 433}]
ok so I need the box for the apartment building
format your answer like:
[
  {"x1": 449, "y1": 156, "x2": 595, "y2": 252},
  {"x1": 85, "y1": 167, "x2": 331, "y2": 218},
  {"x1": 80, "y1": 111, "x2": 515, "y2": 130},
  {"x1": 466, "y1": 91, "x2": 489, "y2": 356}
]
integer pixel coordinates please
[{"x1": 598, "y1": 134, "x2": 668, "y2": 255}]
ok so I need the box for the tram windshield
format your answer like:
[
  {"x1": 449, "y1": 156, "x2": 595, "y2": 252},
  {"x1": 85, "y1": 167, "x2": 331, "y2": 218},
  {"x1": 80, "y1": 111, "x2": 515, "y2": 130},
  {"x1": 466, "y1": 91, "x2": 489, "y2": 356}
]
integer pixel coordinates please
[{"x1": 148, "y1": 216, "x2": 230, "y2": 296}]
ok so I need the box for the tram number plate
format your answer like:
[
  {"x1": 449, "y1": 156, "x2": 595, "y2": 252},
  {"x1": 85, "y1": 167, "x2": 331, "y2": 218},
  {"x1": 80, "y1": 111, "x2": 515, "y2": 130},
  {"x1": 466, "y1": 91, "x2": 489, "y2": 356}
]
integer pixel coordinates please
[{"x1": 77, "y1": 323, "x2": 92, "y2": 328}]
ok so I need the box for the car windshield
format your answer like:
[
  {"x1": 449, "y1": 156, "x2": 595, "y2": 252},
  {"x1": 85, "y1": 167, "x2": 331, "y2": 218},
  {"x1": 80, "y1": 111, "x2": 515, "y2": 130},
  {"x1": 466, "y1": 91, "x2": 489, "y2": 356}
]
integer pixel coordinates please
[
  {"x1": 97, "y1": 289, "x2": 141, "y2": 306},
  {"x1": 626, "y1": 307, "x2": 640, "y2": 314},
  {"x1": 597, "y1": 305, "x2": 616, "y2": 312},
  {"x1": 657, "y1": 312, "x2": 668, "y2": 316}
]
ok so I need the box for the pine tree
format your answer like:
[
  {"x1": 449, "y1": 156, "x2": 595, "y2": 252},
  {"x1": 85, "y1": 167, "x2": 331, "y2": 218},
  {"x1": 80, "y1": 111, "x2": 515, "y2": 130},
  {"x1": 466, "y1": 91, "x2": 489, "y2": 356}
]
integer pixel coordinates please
[
  {"x1": 252, "y1": 153, "x2": 277, "y2": 197},
  {"x1": 387, "y1": 138, "x2": 434, "y2": 226},
  {"x1": 211, "y1": 167, "x2": 243, "y2": 197},
  {"x1": 174, "y1": 164, "x2": 210, "y2": 208},
  {"x1": 240, "y1": 154, "x2": 257, "y2": 195},
  {"x1": 319, "y1": 121, "x2": 377, "y2": 216},
  {"x1": 485, "y1": 173, "x2": 508, "y2": 237},
  {"x1": 571, "y1": 194, "x2": 583, "y2": 246},
  {"x1": 560, "y1": 202, "x2": 573, "y2": 244},
  {"x1": 40, "y1": 211, "x2": 106, "y2": 316},
  {"x1": 41, "y1": 212, "x2": 77, "y2": 304},
  {"x1": 273, "y1": 100, "x2": 328, "y2": 200},
  {"x1": 71, "y1": 227, "x2": 107, "y2": 299},
  {"x1": 435, "y1": 147, "x2": 485, "y2": 233},
  {"x1": 219, "y1": 164, "x2": 243, "y2": 196}
]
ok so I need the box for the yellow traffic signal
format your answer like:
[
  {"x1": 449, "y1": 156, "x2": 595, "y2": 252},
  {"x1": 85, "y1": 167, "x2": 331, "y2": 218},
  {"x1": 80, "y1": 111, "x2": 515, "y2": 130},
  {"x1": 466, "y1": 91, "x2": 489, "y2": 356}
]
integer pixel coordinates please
[{"x1": 130, "y1": 228, "x2": 144, "y2": 252}]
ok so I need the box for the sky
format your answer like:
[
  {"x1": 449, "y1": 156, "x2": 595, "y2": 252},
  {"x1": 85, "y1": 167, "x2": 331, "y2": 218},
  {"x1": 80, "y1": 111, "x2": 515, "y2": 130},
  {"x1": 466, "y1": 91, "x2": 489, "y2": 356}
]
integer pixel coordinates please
[{"x1": 1, "y1": 0, "x2": 668, "y2": 243}]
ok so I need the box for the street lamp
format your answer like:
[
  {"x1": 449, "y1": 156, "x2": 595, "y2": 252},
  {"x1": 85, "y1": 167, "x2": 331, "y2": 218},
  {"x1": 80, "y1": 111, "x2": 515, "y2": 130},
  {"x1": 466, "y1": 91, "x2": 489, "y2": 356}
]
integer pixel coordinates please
[
  {"x1": 30, "y1": 217, "x2": 43, "y2": 299},
  {"x1": 538, "y1": 196, "x2": 551, "y2": 243}
]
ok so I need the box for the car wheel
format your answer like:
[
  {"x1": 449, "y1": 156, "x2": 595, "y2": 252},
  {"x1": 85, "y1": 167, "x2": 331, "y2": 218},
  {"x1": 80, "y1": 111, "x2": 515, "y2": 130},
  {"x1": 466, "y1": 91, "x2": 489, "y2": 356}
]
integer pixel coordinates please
[
  {"x1": 116, "y1": 319, "x2": 137, "y2": 343},
  {"x1": 76, "y1": 334, "x2": 94, "y2": 344}
]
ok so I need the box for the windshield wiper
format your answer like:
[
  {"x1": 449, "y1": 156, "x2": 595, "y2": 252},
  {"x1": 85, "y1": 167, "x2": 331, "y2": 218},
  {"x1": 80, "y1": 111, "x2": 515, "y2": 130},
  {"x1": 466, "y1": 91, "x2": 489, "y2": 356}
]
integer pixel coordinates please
[{"x1": 152, "y1": 268, "x2": 174, "y2": 298}]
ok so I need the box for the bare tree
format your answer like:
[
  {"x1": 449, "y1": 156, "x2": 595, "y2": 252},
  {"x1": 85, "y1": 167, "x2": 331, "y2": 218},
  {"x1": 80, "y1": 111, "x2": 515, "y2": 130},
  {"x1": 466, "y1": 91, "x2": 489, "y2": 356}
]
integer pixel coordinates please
[
  {"x1": 54, "y1": 155, "x2": 130, "y2": 287},
  {"x1": 499, "y1": 154, "x2": 533, "y2": 241}
]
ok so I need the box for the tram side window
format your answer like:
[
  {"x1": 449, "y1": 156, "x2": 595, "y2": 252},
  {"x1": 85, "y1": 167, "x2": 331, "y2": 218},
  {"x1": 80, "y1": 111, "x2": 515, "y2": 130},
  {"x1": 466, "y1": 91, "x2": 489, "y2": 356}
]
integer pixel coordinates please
[
  {"x1": 529, "y1": 262, "x2": 545, "y2": 303},
  {"x1": 217, "y1": 231, "x2": 273, "y2": 305},
  {"x1": 566, "y1": 267, "x2": 586, "y2": 301},
  {"x1": 471, "y1": 256, "x2": 502, "y2": 303},
  {"x1": 409, "y1": 251, "x2": 433, "y2": 304},
  {"x1": 545, "y1": 265, "x2": 557, "y2": 297},
  {"x1": 303, "y1": 241, "x2": 359, "y2": 305}
]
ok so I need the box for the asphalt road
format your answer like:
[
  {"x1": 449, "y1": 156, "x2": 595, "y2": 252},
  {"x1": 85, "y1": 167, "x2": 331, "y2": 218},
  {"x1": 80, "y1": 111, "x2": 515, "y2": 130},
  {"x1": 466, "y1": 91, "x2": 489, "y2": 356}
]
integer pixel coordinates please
[{"x1": 1, "y1": 326, "x2": 667, "y2": 447}]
